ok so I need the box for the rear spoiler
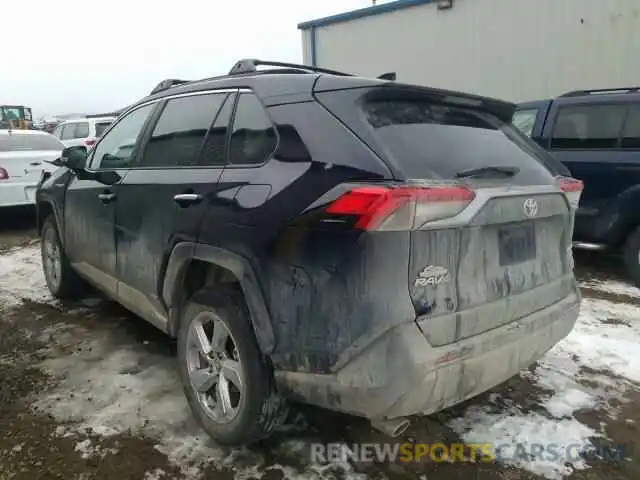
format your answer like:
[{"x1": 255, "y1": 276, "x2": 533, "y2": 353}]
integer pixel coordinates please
[{"x1": 314, "y1": 76, "x2": 516, "y2": 123}]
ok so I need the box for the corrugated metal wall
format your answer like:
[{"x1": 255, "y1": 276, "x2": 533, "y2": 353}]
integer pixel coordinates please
[{"x1": 302, "y1": 0, "x2": 640, "y2": 102}]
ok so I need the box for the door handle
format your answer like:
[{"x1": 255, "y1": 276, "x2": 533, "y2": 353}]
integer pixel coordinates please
[
  {"x1": 98, "y1": 192, "x2": 116, "y2": 204},
  {"x1": 173, "y1": 193, "x2": 203, "y2": 207},
  {"x1": 29, "y1": 162, "x2": 41, "y2": 166}
]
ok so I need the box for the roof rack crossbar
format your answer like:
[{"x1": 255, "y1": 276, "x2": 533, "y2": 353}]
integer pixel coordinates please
[
  {"x1": 150, "y1": 78, "x2": 191, "y2": 95},
  {"x1": 228, "y1": 59, "x2": 353, "y2": 77},
  {"x1": 560, "y1": 87, "x2": 640, "y2": 97},
  {"x1": 377, "y1": 72, "x2": 397, "y2": 81}
]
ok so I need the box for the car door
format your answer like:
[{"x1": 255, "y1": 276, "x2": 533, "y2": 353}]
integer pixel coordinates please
[
  {"x1": 197, "y1": 91, "x2": 285, "y2": 255},
  {"x1": 64, "y1": 103, "x2": 157, "y2": 297},
  {"x1": 113, "y1": 90, "x2": 235, "y2": 331},
  {"x1": 544, "y1": 101, "x2": 631, "y2": 209}
]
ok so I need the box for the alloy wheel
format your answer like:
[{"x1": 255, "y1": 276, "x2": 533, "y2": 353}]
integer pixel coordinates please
[{"x1": 185, "y1": 312, "x2": 243, "y2": 423}]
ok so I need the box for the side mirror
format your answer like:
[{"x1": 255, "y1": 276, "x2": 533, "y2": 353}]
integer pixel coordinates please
[{"x1": 58, "y1": 146, "x2": 88, "y2": 171}]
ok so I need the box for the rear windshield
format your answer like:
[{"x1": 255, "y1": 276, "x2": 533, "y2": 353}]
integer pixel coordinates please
[
  {"x1": 363, "y1": 99, "x2": 563, "y2": 181},
  {"x1": 95, "y1": 121, "x2": 112, "y2": 137},
  {"x1": 0, "y1": 133, "x2": 64, "y2": 152}
]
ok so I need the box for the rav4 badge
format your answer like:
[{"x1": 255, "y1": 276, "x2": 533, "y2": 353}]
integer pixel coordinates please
[{"x1": 415, "y1": 265, "x2": 451, "y2": 287}]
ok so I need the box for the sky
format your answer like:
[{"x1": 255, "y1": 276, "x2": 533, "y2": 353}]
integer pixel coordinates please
[{"x1": 3, "y1": 0, "x2": 378, "y2": 119}]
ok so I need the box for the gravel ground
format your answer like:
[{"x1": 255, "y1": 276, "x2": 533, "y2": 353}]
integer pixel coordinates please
[{"x1": 0, "y1": 209, "x2": 638, "y2": 480}]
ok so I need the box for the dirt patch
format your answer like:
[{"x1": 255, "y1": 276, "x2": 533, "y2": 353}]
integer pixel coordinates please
[
  {"x1": 0, "y1": 209, "x2": 38, "y2": 251},
  {"x1": 579, "y1": 287, "x2": 640, "y2": 307}
]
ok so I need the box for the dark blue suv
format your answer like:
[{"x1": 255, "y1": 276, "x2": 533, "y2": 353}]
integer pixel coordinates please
[
  {"x1": 513, "y1": 87, "x2": 640, "y2": 286},
  {"x1": 35, "y1": 59, "x2": 582, "y2": 446}
]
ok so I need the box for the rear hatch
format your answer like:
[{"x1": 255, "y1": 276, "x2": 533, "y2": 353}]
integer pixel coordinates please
[
  {"x1": 315, "y1": 81, "x2": 581, "y2": 346},
  {"x1": 0, "y1": 133, "x2": 62, "y2": 182}
]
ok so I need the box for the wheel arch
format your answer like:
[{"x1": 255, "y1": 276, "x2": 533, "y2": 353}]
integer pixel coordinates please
[
  {"x1": 599, "y1": 185, "x2": 640, "y2": 247},
  {"x1": 162, "y1": 242, "x2": 276, "y2": 355},
  {"x1": 36, "y1": 199, "x2": 57, "y2": 234}
]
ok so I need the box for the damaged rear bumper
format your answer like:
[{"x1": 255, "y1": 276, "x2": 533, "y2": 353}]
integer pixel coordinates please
[{"x1": 274, "y1": 291, "x2": 580, "y2": 421}]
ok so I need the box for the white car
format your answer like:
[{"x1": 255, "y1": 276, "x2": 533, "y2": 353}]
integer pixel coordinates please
[
  {"x1": 53, "y1": 117, "x2": 115, "y2": 149},
  {"x1": 0, "y1": 129, "x2": 63, "y2": 207}
]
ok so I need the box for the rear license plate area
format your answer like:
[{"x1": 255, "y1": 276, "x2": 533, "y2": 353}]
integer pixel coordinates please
[{"x1": 498, "y1": 222, "x2": 536, "y2": 266}]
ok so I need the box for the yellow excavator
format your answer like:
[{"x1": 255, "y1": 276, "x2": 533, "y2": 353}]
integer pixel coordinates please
[{"x1": 0, "y1": 105, "x2": 33, "y2": 129}]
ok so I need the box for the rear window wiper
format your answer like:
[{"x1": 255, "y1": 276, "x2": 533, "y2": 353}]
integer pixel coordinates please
[{"x1": 454, "y1": 166, "x2": 520, "y2": 179}]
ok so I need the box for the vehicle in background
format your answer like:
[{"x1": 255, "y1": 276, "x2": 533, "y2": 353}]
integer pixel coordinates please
[
  {"x1": 0, "y1": 105, "x2": 33, "y2": 130},
  {"x1": 0, "y1": 130, "x2": 63, "y2": 208},
  {"x1": 513, "y1": 87, "x2": 640, "y2": 286},
  {"x1": 37, "y1": 59, "x2": 582, "y2": 446},
  {"x1": 53, "y1": 117, "x2": 116, "y2": 149}
]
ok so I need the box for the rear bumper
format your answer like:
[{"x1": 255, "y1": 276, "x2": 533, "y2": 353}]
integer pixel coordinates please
[
  {"x1": 275, "y1": 290, "x2": 580, "y2": 420},
  {"x1": 0, "y1": 182, "x2": 39, "y2": 207}
]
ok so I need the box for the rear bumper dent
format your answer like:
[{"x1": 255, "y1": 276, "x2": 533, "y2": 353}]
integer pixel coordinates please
[{"x1": 274, "y1": 291, "x2": 580, "y2": 420}]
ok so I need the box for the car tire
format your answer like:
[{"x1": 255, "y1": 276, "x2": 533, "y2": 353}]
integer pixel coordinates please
[
  {"x1": 623, "y1": 226, "x2": 640, "y2": 288},
  {"x1": 40, "y1": 216, "x2": 87, "y2": 299},
  {"x1": 177, "y1": 287, "x2": 288, "y2": 446}
]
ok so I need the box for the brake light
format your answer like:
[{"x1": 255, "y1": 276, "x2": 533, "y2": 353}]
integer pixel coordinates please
[
  {"x1": 326, "y1": 184, "x2": 475, "y2": 231},
  {"x1": 85, "y1": 139, "x2": 97, "y2": 147},
  {"x1": 558, "y1": 177, "x2": 583, "y2": 209},
  {"x1": 0, "y1": 167, "x2": 8, "y2": 180}
]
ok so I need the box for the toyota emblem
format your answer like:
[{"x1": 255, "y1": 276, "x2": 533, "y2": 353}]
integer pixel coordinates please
[{"x1": 523, "y1": 198, "x2": 538, "y2": 218}]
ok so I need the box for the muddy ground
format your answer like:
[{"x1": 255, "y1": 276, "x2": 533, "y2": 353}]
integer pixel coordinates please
[{"x1": 0, "y1": 208, "x2": 638, "y2": 480}]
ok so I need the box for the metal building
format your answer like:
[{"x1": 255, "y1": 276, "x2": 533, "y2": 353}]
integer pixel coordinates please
[{"x1": 298, "y1": 0, "x2": 640, "y2": 103}]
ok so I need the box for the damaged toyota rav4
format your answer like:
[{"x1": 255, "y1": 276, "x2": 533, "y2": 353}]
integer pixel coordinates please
[{"x1": 36, "y1": 59, "x2": 583, "y2": 446}]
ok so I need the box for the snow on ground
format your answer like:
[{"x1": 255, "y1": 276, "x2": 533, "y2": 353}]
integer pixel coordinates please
[
  {"x1": 2, "y1": 244, "x2": 640, "y2": 479},
  {"x1": 0, "y1": 244, "x2": 50, "y2": 308},
  {"x1": 450, "y1": 288, "x2": 640, "y2": 479}
]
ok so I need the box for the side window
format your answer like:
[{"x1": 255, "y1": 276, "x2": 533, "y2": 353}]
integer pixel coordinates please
[
  {"x1": 512, "y1": 109, "x2": 538, "y2": 138},
  {"x1": 551, "y1": 104, "x2": 627, "y2": 150},
  {"x1": 53, "y1": 125, "x2": 64, "y2": 139},
  {"x1": 91, "y1": 104, "x2": 154, "y2": 169},
  {"x1": 95, "y1": 122, "x2": 112, "y2": 137},
  {"x1": 74, "y1": 122, "x2": 90, "y2": 138},
  {"x1": 60, "y1": 124, "x2": 75, "y2": 140},
  {"x1": 199, "y1": 93, "x2": 234, "y2": 166},
  {"x1": 139, "y1": 93, "x2": 227, "y2": 168},
  {"x1": 621, "y1": 105, "x2": 640, "y2": 149},
  {"x1": 228, "y1": 93, "x2": 277, "y2": 165}
]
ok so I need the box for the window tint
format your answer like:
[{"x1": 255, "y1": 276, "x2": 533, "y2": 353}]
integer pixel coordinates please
[
  {"x1": 95, "y1": 122, "x2": 112, "y2": 137},
  {"x1": 622, "y1": 105, "x2": 640, "y2": 149},
  {"x1": 228, "y1": 93, "x2": 277, "y2": 165},
  {"x1": 0, "y1": 133, "x2": 64, "y2": 152},
  {"x1": 74, "y1": 122, "x2": 90, "y2": 138},
  {"x1": 92, "y1": 104, "x2": 154, "y2": 169},
  {"x1": 551, "y1": 104, "x2": 627, "y2": 150},
  {"x1": 199, "y1": 94, "x2": 234, "y2": 166},
  {"x1": 512, "y1": 109, "x2": 538, "y2": 137},
  {"x1": 361, "y1": 98, "x2": 561, "y2": 181},
  {"x1": 140, "y1": 94, "x2": 226, "y2": 167}
]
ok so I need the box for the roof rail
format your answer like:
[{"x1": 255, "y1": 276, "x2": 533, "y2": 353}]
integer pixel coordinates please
[
  {"x1": 228, "y1": 59, "x2": 353, "y2": 77},
  {"x1": 560, "y1": 86, "x2": 640, "y2": 97},
  {"x1": 150, "y1": 78, "x2": 191, "y2": 95}
]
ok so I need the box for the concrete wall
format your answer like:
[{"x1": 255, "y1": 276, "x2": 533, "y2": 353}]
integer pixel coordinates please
[{"x1": 302, "y1": 0, "x2": 640, "y2": 103}]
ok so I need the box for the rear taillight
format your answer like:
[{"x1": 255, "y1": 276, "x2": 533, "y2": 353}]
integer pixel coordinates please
[
  {"x1": 85, "y1": 139, "x2": 96, "y2": 147},
  {"x1": 0, "y1": 167, "x2": 8, "y2": 180},
  {"x1": 558, "y1": 177, "x2": 583, "y2": 209},
  {"x1": 326, "y1": 184, "x2": 475, "y2": 231}
]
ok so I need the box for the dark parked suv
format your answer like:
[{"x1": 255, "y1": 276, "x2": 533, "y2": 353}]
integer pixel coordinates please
[
  {"x1": 513, "y1": 87, "x2": 640, "y2": 285},
  {"x1": 36, "y1": 59, "x2": 582, "y2": 446}
]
